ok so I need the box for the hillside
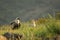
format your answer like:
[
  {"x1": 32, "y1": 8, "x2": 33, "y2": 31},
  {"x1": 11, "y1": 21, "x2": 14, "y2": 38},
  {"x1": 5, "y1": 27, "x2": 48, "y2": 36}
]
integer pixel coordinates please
[{"x1": 0, "y1": 19, "x2": 60, "y2": 40}]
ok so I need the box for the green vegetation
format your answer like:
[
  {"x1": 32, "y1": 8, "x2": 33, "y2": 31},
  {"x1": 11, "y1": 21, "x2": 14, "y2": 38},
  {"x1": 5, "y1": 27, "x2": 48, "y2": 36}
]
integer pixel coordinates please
[
  {"x1": 0, "y1": 18, "x2": 60, "y2": 40},
  {"x1": 0, "y1": 13, "x2": 60, "y2": 40}
]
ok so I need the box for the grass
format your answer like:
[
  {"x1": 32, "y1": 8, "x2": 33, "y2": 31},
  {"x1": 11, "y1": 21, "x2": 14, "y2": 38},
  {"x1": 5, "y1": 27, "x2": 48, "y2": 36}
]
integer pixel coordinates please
[{"x1": 0, "y1": 18, "x2": 60, "y2": 40}]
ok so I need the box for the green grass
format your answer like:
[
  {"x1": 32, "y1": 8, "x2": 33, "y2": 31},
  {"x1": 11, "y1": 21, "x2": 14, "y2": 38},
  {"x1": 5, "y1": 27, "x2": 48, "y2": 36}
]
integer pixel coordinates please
[{"x1": 0, "y1": 19, "x2": 60, "y2": 40}]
